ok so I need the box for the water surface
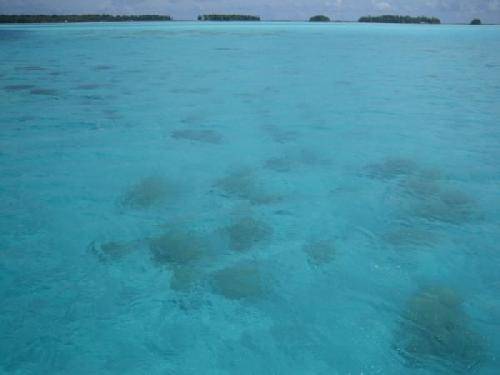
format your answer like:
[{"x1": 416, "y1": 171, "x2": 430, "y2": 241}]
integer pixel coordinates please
[{"x1": 1, "y1": 22, "x2": 499, "y2": 374}]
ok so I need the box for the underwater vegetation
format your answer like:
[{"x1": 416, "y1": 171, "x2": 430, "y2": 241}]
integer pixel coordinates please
[
  {"x1": 170, "y1": 265, "x2": 202, "y2": 292},
  {"x1": 400, "y1": 175, "x2": 442, "y2": 200},
  {"x1": 149, "y1": 230, "x2": 206, "y2": 267},
  {"x1": 262, "y1": 124, "x2": 297, "y2": 144},
  {"x1": 214, "y1": 168, "x2": 282, "y2": 205},
  {"x1": 171, "y1": 129, "x2": 222, "y2": 144},
  {"x1": 88, "y1": 239, "x2": 135, "y2": 263},
  {"x1": 298, "y1": 149, "x2": 330, "y2": 166},
  {"x1": 30, "y1": 88, "x2": 58, "y2": 96},
  {"x1": 367, "y1": 158, "x2": 480, "y2": 224},
  {"x1": 399, "y1": 169, "x2": 477, "y2": 224},
  {"x1": 210, "y1": 262, "x2": 266, "y2": 300},
  {"x1": 408, "y1": 185, "x2": 479, "y2": 224},
  {"x1": 225, "y1": 217, "x2": 273, "y2": 252},
  {"x1": 121, "y1": 176, "x2": 172, "y2": 209},
  {"x1": 382, "y1": 226, "x2": 440, "y2": 248},
  {"x1": 75, "y1": 83, "x2": 103, "y2": 90},
  {"x1": 3, "y1": 84, "x2": 35, "y2": 92},
  {"x1": 102, "y1": 109, "x2": 121, "y2": 120},
  {"x1": 17, "y1": 66, "x2": 45, "y2": 71},
  {"x1": 264, "y1": 150, "x2": 330, "y2": 173},
  {"x1": 366, "y1": 157, "x2": 418, "y2": 180},
  {"x1": 394, "y1": 286, "x2": 485, "y2": 371},
  {"x1": 264, "y1": 157, "x2": 294, "y2": 173},
  {"x1": 93, "y1": 65, "x2": 113, "y2": 71},
  {"x1": 148, "y1": 227, "x2": 217, "y2": 293},
  {"x1": 303, "y1": 240, "x2": 336, "y2": 266}
]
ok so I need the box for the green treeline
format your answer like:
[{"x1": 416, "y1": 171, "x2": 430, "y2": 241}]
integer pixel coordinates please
[
  {"x1": 470, "y1": 18, "x2": 481, "y2": 25},
  {"x1": 358, "y1": 15, "x2": 441, "y2": 24},
  {"x1": 198, "y1": 14, "x2": 260, "y2": 21},
  {"x1": 0, "y1": 14, "x2": 172, "y2": 23},
  {"x1": 309, "y1": 15, "x2": 331, "y2": 22}
]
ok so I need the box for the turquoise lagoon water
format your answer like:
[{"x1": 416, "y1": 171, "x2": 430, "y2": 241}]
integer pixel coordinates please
[{"x1": 1, "y1": 22, "x2": 499, "y2": 374}]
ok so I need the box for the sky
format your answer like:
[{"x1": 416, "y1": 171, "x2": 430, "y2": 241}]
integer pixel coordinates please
[{"x1": 0, "y1": 0, "x2": 499, "y2": 23}]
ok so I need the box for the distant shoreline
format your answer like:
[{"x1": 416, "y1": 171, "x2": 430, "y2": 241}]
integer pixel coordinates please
[
  {"x1": 0, "y1": 15, "x2": 496, "y2": 25},
  {"x1": 0, "y1": 15, "x2": 172, "y2": 23}
]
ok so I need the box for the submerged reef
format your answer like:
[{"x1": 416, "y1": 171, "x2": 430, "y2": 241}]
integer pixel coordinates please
[
  {"x1": 149, "y1": 230, "x2": 206, "y2": 267},
  {"x1": 264, "y1": 150, "x2": 330, "y2": 173},
  {"x1": 303, "y1": 240, "x2": 336, "y2": 266},
  {"x1": 17, "y1": 66, "x2": 45, "y2": 71},
  {"x1": 401, "y1": 175, "x2": 442, "y2": 199},
  {"x1": 210, "y1": 262, "x2": 266, "y2": 300},
  {"x1": 122, "y1": 176, "x2": 172, "y2": 209},
  {"x1": 88, "y1": 239, "x2": 135, "y2": 263},
  {"x1": 171, "y1": 129, "x2": 223, "y2": 144},
  {"x1": 170, "y1": 265, "x2": 202, "y2": 292},
  {"x1": 398, "y1": 169, "x2": 478, "y2": 224},
  {"x1": 3, "y1": 84, "x2": 35, "y2": 92},
  {"x1": 412, "y1": 187, "x2": 478, "y2": 224},
  {"x1": 262, "y1": 124, "x2": 297, "y2": 144},
  {"x1": 382, "y1": 226, "x2": 440, "y2": 248},
  {"x1": 366, "y1": 157, "x2": 418, "y2": 180},
  {"x1": 75, "y1": 83, "x2": 103, "y2": 90},
  {"x1": 225, "y1": 217, "x2": 273, "y2": 252},
  {"x1": 30, "y1": 88, "x2": 59, "y2": 96},
  {"x1": 93, "y1": 65, "x2": 113, "y2": 71},
  {"x1": 264, "y1": 157, "x2": 294, "y2": 173},
  {"x1": 367, "y1": 158, "x2": 480, "y2": 224},
  {"x1": 214, "y1": 168, "x2": 281, "y2": 205},
  {"x1": 395, "y1": 286, "x2": 485, "y2": 371}
]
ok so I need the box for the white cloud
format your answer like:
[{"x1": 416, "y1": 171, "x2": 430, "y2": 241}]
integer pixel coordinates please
[{"x1": 373, "y1": 1, "x2": 392, "y2": 11}]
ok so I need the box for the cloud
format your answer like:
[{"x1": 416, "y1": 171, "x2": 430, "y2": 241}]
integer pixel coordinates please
[
  {"x1": 373, "y1": 0, "x2": 392, "y2": 11},
  {"x1": 0, "y1": 0, "x2": 499, "y2": 23}
]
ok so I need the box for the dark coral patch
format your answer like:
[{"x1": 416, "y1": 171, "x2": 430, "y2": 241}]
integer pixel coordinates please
[
  {"x1": 382, "y1": 227, "x2": 440, "y2": 248},
  {"x1": 88, "y1": 240, "x2": 135, "y2": 263},
  {"x1": 4, "y1": 84, "x2": 35, "y2": 92},
  {"x1": 171, "y1": 129, "x2": 222, "y2": 144},
  {"x1": 263, "y1": 124, "x2": 297, "y2": 144},
  {"x1": 264, "y1": 157, "x2": 294, "y2": 173},
  {"x1": 17, "y1": 66, "x2": 45, "y2": 71},
  {"x1": 93, "y1": 65, "x2": 113, "y2": 71},
  {"x1": 211, "y1": 262, "x2": 266, "y2": 300},
  {"x1": 414, "y1": 188, "x2": 478, "y2": 224},
  {"x1": 122, "y1": 176, "x2": 172, "y2": 209},
  {"x1": 149, "y1": 230, "x2": 205, "y2": 267},
  {"x1": 170, "y1": 266, "x2": 202, "y2": 292},
  {"x1": 75, "y1": 83, "x2": 103, "y2": 90},
  {"x1": 225, "y1": 217, "x2": 272, "y2": 252},
  {"x1": 304, "y1": 240, "x2": 336, "y2": 266},
  {"x1": 30, "y1": 88, "x2": 59, "y2": 96},
  {"x1": 214, "y1": 168, "x2": 282, "y2": 205},
  {"x1": 366, "y1": 157, "x2": 418, "y2": 179},
  {"x1": 394, "y1": 286, "x2": 485, "y2": 371}
]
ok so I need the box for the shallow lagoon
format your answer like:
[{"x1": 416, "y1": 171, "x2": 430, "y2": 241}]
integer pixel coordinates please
[{"x1": 1, "y1": 21, "x2": 499, "y2": 374}]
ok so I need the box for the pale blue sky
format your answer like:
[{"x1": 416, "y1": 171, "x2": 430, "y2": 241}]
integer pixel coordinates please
[{"x1": 0, "y1": 0, "x2": 498, "y2": 23}]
